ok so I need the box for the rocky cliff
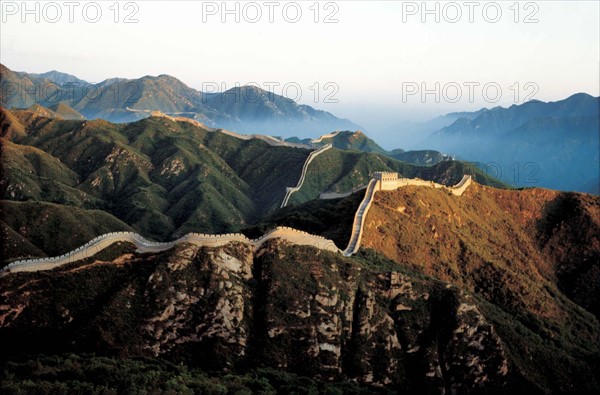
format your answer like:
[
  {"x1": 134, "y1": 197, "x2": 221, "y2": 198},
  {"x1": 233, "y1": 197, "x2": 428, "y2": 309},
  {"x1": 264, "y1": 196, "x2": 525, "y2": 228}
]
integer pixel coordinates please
[{"x1": 0, "y1": 239, "x2": 535, "y2": 394}]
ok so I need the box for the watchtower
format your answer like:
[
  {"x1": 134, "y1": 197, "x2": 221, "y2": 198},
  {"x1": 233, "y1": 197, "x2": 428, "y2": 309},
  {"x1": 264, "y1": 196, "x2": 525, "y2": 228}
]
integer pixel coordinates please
[{"x1": 373, "y1": 171, "x2": 398, "y2": 182}]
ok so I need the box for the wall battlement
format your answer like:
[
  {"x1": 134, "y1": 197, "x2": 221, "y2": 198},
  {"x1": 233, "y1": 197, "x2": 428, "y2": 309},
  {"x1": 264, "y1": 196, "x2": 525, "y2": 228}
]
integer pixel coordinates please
[
  {"x1": 311, "y1": 130, "x2": 340, "y2": 144},
  {"x1": 2, "y1": 227, "x2": 340, "y2": 275},
  {"x1": 373, "y1": 171, "x2": 399, "y2": 182}
]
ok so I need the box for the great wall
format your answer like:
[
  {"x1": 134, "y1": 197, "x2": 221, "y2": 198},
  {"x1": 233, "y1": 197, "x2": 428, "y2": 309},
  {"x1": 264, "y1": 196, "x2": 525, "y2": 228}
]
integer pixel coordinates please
[
  {"x1": 310, "y1": 130, "x2": 340, "y2": 144},
  {"x1": 341, "y1": 172, "x2": 472, "y2": 256},
  {"x1": 319, "y1": 185, "x2": 368, "y2": 200},
  {"x1": 342, "y1": 178, "x2": 380, "y2": 256},
  {"x1": 125, "y1": 109, "x2": 310, "y2": 148},
  {"x1": 280, "y1": 143, "x2": 333, "y2": 208},
  {"x1": 1, "y1": 116, "x2": 472, "y2": 277},
  {"x1": 2, "y1": 227, "x2": 339, "y2": 274},
  {"x1": 2, "y1": 171, "x2": 472, "y2": 274}
]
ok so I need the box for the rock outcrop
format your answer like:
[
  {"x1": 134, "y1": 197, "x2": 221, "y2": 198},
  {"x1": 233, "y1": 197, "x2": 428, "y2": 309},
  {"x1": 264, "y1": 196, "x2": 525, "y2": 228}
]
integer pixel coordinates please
[{"x1": 0, "y1": 239, "x2": 529, "y2": 393}]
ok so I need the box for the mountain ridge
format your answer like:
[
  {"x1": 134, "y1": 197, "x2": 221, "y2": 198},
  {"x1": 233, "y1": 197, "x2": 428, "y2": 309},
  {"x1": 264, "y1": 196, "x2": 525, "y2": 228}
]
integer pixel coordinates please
[
  {"x1": 20, "y1": 69, "x2": 89, "y2": 86},
  {"x1": 307, "y1": 130, "x2": 454, "y2": 166},
  {"x1": 0, "y1": 64, "x2": 362, "y2": 138},
  {"x1": 431, "y1": 93, "x2": 599, "y2": 138}
]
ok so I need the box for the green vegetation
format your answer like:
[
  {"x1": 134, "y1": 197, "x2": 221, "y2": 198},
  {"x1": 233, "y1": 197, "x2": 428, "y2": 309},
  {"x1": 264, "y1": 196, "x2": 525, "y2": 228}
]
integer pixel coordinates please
[
  {"x1": 0, "y1": 200, "x2": 132, "y2": 263},
  {"x1": 351, "y1": 248, "x2": 422, "y2": 275},
  {"x1": 476, "y1": 294, "x2": 600, "y2": 394},
  {"x1": 289, "y1": 147, "x2": 508, "y2": 204},
  {"x1": 1, "y1": 107, "x2": 507, "y2": 259},
  {"x1": 0, "y1": 354, "x2": 388, "y2": 395},
  {"x1": 314, "y1": 130, "x2": 389, "y2": 156},
  {"x1": 1, "y1": 109, "x2": 310, "y2": 241},
  {"x1": 534, "y1": 192, "x2": 600, "y2": 318},
  {"x1": 314, "y1": 130, "x2": 457, "y2": 168},
  {"x1": 46, "y1": 103, "x2": 85, "y2": 121}
]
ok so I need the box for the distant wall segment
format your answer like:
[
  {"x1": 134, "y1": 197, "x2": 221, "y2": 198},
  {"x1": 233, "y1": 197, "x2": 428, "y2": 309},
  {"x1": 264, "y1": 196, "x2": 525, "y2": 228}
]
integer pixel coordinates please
[{"x1": 281, "y1": 143, "x2": 332, "y2": 208}]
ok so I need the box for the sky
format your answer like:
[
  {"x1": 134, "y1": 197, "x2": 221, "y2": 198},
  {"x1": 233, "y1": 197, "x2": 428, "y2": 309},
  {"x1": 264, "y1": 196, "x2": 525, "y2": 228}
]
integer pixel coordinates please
[{"x1": 1, "y1": 0, "x2": 599, "y2": 135}]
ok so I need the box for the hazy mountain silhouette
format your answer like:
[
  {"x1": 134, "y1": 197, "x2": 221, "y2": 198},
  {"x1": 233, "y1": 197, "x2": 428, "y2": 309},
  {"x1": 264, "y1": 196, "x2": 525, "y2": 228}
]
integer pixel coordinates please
[
  {"x1": 0, "y1": 64, "x2": 361, "y2": 138},
  {"x1": 420, "y1": 93, "x2": 600, "y2": 192},
  {"x1": 22, "y1": 69, "x2": 89, "y2": 86}
]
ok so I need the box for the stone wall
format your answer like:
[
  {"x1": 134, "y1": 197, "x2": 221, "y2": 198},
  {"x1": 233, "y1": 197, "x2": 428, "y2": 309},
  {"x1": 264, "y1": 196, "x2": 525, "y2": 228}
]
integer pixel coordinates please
[
  {"x1": 378, "y1": 175, "x2": 472, "y2": 196},
  {"x1": 342, "y1": 179, "x2": 380, "y2": 256},
  {"x1": 311, "y1": 130, "x2": 340, "y2": 143},
  {"x1": 319, "y1": 184, "x2": 368, "y2": 200},
  {"x1": 2, "y1": 227, "x2": 340, "y2": 275},
  {"x1": 341, "y1": 175, "x2": 472, "y2": 256},
  {"x1": 2, "y1": 173, "x2": 473, "y2": 274},
  {"x1": 449, "y1": 175, "x2": 473, "y2": 196},
  {"x1": 373, "y1": 171, "x2": 399, "y2": 182},
  {"x1": 280, "y1": 144, "x2": 333, "y2": 208}
]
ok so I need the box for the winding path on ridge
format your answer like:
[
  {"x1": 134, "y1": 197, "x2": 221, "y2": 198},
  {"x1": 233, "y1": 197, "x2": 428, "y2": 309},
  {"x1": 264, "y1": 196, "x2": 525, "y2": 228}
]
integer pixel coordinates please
[
  {"x1": 1, "y1": 170, "x2": 472, "y2": 274},
  {"x1": 2, "y1": 227, "x2": 339, "y2": 274},
  {"x1": 280, "y1": 143, "x2": 333, "y2": 208}
]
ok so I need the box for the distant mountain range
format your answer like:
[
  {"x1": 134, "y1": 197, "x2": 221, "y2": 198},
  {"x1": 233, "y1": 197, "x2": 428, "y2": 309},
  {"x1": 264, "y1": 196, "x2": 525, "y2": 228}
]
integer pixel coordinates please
[
  {"x1": 0, "y1": 64, "x2": 361, "y2": 137},
  {"x1": 24, "y1": 69, "x2": 89, "y2": 86},
  {"x1": 431, "y1": 93, "x2": 598, "y2": 137},
  {"x1": 415, "y1": 93, "x2": 600, "y2": 193},
  {"x1": 3, "y1": 64, "x2": 597, "y2": 193},
  {"x1": 381, "y1": 108, "x2": 489, "y2": 149}
]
